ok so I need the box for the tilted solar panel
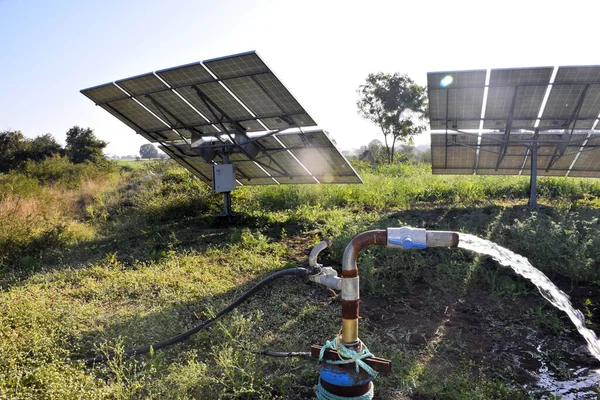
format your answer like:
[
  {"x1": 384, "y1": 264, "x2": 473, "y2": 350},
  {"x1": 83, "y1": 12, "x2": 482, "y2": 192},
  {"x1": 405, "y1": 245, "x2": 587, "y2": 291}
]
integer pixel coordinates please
[
  {"x1": 428, "y1": 65, "x2": 600, "y2": 181},
  {"x1": 81, "y1": 51, "x2": 361, "y2": 192}
]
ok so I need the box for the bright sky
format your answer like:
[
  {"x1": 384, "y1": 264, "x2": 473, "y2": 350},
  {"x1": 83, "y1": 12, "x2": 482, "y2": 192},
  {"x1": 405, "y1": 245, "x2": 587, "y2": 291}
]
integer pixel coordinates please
[{"x1": 1, "y1": 0, "x2": 599, "y2": 157}]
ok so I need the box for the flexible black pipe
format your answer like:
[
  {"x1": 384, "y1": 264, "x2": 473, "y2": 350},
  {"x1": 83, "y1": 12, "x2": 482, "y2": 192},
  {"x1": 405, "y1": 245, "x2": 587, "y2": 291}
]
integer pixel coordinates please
[{"x1": 84, "y1": 267, "x2": 309, "y2": 365}]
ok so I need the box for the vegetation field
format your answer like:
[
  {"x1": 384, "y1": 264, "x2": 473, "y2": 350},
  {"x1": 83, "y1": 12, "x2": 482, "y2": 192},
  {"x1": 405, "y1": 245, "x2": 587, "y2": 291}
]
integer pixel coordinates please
[
  {"x1": 2, "y1": 159, "x2": 600, "y2": 399},
  {"x1": 115, "y1": 160, "x2": 159, "y2": 170}
]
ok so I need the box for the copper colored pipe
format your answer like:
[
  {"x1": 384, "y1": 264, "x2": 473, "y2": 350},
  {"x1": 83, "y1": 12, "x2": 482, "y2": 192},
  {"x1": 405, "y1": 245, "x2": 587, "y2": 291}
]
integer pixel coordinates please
[{"x1": 341, "y1": 230, "x2": 387, "y2": 344}]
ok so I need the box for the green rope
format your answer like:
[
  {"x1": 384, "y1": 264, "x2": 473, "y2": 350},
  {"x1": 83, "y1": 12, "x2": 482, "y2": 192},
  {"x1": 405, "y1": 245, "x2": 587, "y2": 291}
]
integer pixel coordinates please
[{"x1": 314, "y1": 335, "x2": 378, "y2": 400}]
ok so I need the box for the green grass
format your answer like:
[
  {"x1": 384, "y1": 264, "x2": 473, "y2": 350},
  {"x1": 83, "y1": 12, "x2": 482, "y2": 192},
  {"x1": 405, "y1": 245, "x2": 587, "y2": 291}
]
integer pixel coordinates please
[
  {"x1": 1, "y1": 160, "x2": 599, "y2": 399},
  {"x1": 116, "y1": 159, "x2": 161, "y2": 170}
]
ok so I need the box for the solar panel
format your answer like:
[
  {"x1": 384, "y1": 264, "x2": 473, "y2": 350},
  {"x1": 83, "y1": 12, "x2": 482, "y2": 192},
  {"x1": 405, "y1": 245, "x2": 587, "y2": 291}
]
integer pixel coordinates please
[
  {"x1": 81, "y1": 51, "x2": 318, "y2": 140},
  {"x1": 81, "y1": 51, "x2": 362, "y2": 213},
  {"x1": 156, "y1": 129, "x2": 360, "y2": 186},
  {"x1": 429, "y1": 65, "x2": 600, "y2": 182},
  {"x1": 204, "y1": 51, "x2": 269, "y2": 79},
  {"x1": 156, "y1": 63, "x2": 214, "y2": 87},
  {"x1": 81, "y1": 83, "x2": 129, "y2": 104},
  {"x1": 431, "y1": 133, "x2": 477, "y2": 174},
  {"x1": 569, "y1": 135, "x2": 600, "y2": 177},
  {"x1": 116, "y1": 73, "x2": 167, "y2": 96}
]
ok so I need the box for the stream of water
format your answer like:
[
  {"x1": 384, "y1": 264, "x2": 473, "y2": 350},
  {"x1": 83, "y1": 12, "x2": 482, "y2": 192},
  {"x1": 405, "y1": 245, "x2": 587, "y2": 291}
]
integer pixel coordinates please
[{"x1": 457, "y1": 234, "x2": 600, "y2": 360}]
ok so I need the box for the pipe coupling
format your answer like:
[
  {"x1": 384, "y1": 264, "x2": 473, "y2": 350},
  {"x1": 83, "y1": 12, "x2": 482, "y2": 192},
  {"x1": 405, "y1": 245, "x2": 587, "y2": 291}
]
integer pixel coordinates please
[
  {"x1": 387, "y1": 227, "x2": 427, "y2": 249},
  {"x1": 309, "y1": 267, "x2": 342, "y2": 291}
]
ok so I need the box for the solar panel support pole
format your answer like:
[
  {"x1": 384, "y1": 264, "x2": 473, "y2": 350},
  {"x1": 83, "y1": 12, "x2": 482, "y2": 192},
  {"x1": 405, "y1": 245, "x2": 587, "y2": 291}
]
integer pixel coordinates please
[
  {"x1": 213, "y1": 151, "x2": 233, "y2": 217},
  {"x1": 529, "y1": 144, "x2": 538, "y2": 208},
  {"x1": 223, "y1": 191, "x2": 232, "y2": 216}
]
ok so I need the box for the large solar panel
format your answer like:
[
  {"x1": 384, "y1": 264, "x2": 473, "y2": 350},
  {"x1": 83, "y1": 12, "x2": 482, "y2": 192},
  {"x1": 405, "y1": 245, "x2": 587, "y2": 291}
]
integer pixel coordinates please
[
  {"x1": 81, "y1": 51, "x2": 361, "y2": 193},
  {"x1": 429, "y1": 65, "x2": 600, "y2": 178},
  {"x1": 158, "y1": 129, "x2": 360, "y2": 186}
]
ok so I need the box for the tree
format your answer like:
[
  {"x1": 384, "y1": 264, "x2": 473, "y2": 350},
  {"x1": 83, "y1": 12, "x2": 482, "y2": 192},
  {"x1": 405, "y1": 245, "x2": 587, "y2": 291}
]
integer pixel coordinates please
[
  {"x1": 65, "y1": 126, "x2": 107, "y2": 164},
  {"x1": 0, "y1": 131, "x2": 64, "y2": 172},
  {"x1": 29, "y1": 134, "x2": 63, "y2": 162},
  {"x1": 359, "y1": 139, "x2": 387, "y2": 164},
  {"x1": 357, "y1": 73, "x2": 427, "y2": 164},
  {"x1": 139, "y1": 143, "x2": 159, "y2": 159},
  {"x1": 0, "y1": 130, "x2": 28, "y2": 172}
]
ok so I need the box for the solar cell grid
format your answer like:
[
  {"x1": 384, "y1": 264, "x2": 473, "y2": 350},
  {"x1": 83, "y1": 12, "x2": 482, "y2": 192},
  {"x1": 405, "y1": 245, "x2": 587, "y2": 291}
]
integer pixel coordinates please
[
  {"x1": 513, "y1": 85, "x2": 548, "y2": 120},
  {"x1": 290, "y1": 113, "x2": 316, "y2": 127},
  {"x1": 99, "y1": 104, "x2": 143, "y2": 132},
  {"x1": 541, "y1": 85, "x2": 585, "y2": 119},
  {"x1": 554, "y1": 66, "x2": 600, "y2": 84},
  {"x1": 109, "y1": 98, "x2": 167, "y2": 131},
  {"x1": 81, "y1": 51, "x2": 362, "y2": 187},
  {"x1": 136, "y1": 90, "x2": 208, "y2": 128},
  {"x1": 578, "y1": 85, "x2": 600, "y2": 119},
  {"x1": 116, "y1": 73, "x2": 167, "y2": 96},
  {"x1": 82, "y1": 83, "x2": 129, "y2": 104},
  {"x1": 224, "y1": 77, "x2": 282, "y2": 116},
  {"x1": 484, "y1": 86, "x2": 514, "y2": 120},
  {"x1": 427, "y1": 70, "x2": 486, "y2": 89},
  {"x1": 254, "y1": 73, "x2": 304, "y2": 113},
  {"x1": 488, "y1": 67, "x2": 552, "y2": 86},
  {"x1": 195, "y1": 82, "x2": 253, "y2": 120},
  {"x1": 204, "y1": 52, "x2": 269, "y2": 79},
  {"x1": 156, "y1": 63, "x2": 214, "y2": 87},
  {"x1": 258, "y1": 151, "x2": 310, "y2": 177}
]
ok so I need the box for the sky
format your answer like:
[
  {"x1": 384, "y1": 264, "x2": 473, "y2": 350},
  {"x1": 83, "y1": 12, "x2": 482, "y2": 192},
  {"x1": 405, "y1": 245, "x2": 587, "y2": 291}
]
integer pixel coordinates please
[{"x1": 1, "y1": 0, "x2": 599, "y2": 157}]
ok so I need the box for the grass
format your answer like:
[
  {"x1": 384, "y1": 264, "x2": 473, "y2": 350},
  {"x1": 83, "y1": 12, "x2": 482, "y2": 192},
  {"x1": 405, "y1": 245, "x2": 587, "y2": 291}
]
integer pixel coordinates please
[
  {"x1": 116, "y1": 160, "x2": 160, "y2": 170},
  {"x1": 1, "y1": 159, "x2": 600, "y2": 399}
]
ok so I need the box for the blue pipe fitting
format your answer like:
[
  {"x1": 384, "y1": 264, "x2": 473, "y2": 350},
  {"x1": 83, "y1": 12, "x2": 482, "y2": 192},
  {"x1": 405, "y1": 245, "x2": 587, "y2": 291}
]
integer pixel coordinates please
[{"x1": 387, "y1": 227, "x2": 427, "y2": 250}]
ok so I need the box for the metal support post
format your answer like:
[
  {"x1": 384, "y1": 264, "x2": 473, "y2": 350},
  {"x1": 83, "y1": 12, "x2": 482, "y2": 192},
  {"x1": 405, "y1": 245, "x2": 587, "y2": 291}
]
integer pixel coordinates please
[
  {"x1": 529, "y1": 144, "x2": 538, "y2": 208},
  {"x1": 223, "y1": 192, "x2": 232, "y2": 216},
  {"x1": 221, "y1": 152, "x2": 233, "y2": 216}
]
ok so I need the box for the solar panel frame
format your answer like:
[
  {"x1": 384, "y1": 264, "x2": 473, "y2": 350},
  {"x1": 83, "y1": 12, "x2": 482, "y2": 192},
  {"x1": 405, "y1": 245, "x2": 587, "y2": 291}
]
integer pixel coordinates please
[
  {"x1": 108, "y1": 98, "x2": 167, "y2": 132},
  {"x1": 81, "y1": 83, "x2": 129, "y2": 104},
  {"x1": 116, "y1": 73, "x2": 167, "y2": 97},
  {"x1": 81, "y1": 52, "x2": 361, "y2": 187},
  {"x1": 135, "y1": 90, "x2": 211, "y2": 128},
  {"x1": 431, "y1": 133, "x2": 478, "y2": 174},
  {"x1": 554, "y1": 66, "x2": 600, "y2": 84},
  {"x1": 429, "y1": 65, "x2": 600, "y2": 178},
  {"x1": 156, "y1": 62, "x2": 214, "y2": 87},
  {"x1": 569, "y1": 135, "x2": 600, "y2": 177},
  {"x1": 204, "y1": 51, "x2": 270, "y2": 79}
]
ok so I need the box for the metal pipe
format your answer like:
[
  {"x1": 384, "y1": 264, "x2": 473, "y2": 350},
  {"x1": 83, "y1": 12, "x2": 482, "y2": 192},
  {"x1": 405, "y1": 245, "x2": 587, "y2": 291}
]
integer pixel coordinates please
[
  {"x1": 341, "y1": 230, "x2": 387, "y2": 344},
  {"x1": 309, "y1": 239, "x2": 333, "y2": 267},
  {"x1": 339, "y1": 228, "x2": 459, "y2": 345},
  {"x1": 426, "y1": 231, "x2": 459, "y2": 248}
]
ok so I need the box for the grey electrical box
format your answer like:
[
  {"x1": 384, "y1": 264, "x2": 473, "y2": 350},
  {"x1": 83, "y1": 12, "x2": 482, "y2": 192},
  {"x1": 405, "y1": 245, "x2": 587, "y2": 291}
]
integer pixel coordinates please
[{"x1": 213, "y1": 164, "x2": 236, "y2": 193}]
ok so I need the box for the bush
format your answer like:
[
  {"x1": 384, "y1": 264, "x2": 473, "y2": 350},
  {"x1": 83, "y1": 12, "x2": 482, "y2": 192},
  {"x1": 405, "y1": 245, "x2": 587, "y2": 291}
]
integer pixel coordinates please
[{"x1": 21, "y1": 155, "x2": 115, "y2": 188}]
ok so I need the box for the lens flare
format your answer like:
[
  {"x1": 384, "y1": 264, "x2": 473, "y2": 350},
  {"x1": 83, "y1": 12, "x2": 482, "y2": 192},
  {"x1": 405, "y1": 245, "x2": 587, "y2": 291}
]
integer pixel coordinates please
[{"x1": 440, "y1": 75, "x2": 454, "y2": 87}]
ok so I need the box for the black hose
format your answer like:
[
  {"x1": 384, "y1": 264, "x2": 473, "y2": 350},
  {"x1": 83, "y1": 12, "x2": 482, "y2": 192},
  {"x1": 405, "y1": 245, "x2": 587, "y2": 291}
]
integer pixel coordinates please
[{"x1": 84, "y1": 267, "x2": 309, "y2": 365}]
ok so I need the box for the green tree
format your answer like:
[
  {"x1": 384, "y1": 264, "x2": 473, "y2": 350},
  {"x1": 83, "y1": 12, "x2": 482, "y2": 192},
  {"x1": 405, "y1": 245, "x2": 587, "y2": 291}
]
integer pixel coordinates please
[
  {"x1": 0, "y1": 130, "x2": 29, "y2": 172},
  {"x1": 0, "y1": 131, "x2": 64, "y2": 172},
  {"x1": 357, "y1": 73, "x2": 427, "y2": 164},
  {"x1": 359, "y1": 139, "x2": 387, "y2": 164},
  {"x1": 65, "y1": 126, "x2": 107, "y2": 164},
  {"x1": 139, "y1": 143, "x2": 159, "y2": 159},
  {"x1": 29, "y1": 134, "x2": 64, "y2": 162}
]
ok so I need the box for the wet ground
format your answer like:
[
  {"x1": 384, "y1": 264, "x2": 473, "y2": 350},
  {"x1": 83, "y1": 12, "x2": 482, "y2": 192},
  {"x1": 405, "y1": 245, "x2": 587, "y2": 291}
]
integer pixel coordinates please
[{"x1": 361, "y1": 282, "x2": 600, "y2": 398}]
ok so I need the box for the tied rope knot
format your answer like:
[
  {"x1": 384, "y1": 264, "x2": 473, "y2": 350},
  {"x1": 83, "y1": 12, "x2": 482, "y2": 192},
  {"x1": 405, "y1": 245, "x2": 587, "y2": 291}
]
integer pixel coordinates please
[
  {"x1": 314, "y1": 335, "x2": 378, "y2": 400},
  {"x1": 318, "y1": 335, "x2": 378, "y2": 377}
]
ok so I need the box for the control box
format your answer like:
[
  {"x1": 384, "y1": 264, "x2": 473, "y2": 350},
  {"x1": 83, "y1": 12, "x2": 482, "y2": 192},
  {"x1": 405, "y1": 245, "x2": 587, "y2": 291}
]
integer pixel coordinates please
[{"x1": 213, "y1": 164, "x2": 236, "y2": 193}]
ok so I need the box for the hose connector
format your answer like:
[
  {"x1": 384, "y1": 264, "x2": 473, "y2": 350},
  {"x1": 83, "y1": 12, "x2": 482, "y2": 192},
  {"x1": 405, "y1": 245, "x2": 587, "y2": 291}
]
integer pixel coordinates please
[
  {"x1": 309, "y1": 267, "x2": 342, "y2": 291},
  {"x1": 309, "y1": 239, "x2": 333, "y2": 269}
]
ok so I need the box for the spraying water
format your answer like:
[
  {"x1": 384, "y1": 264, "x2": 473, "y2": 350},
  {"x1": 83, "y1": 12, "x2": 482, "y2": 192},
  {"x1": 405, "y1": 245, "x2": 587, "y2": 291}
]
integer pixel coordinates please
[{"x1": 458, "y1": 233, "x2": 600, "y2": 360}]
